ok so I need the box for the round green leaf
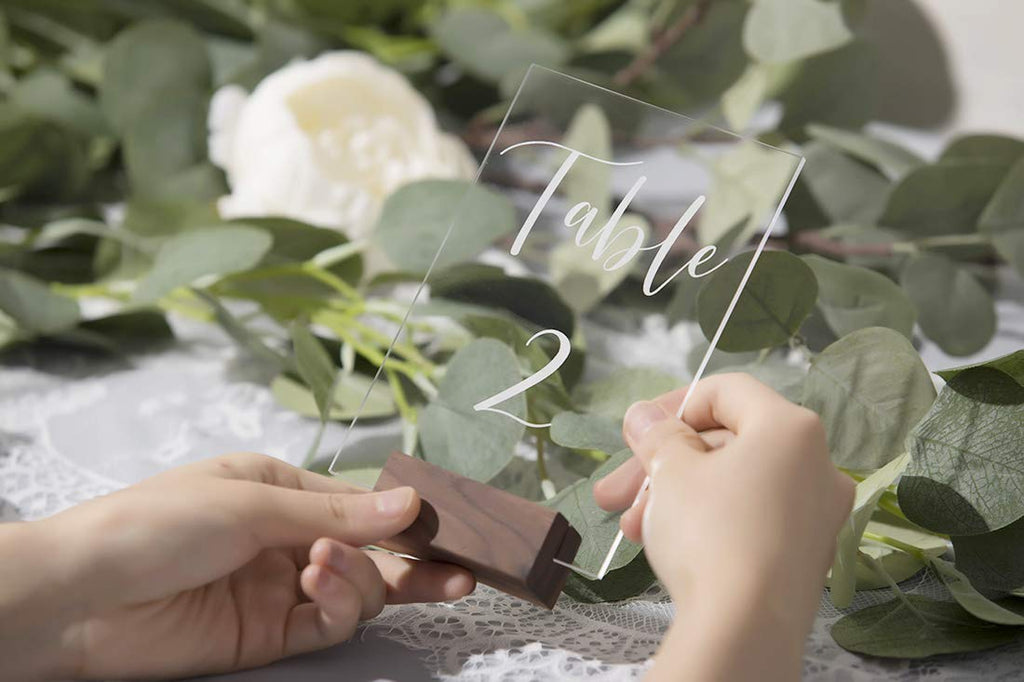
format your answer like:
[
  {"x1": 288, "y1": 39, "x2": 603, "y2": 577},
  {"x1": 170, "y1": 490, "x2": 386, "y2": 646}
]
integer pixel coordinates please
[
  {"x1": 100, "y1": 20, "x2": 211, "y2": 134},
  {"x1": 881, "y1": 161, "x2": 1007, "y2": 237},
  {"x1": 270, "y1": 373, "x2": 395, "y2": 421},
  {"x1": 374, "y1": 181, "x2": 517, "y2": 274},
  {"x1": 979, "y1": 157, "x2": 1024, "y2": 279},
  {"x1": 932, "y1": 558, "x2": 1024, "y2": 626},
  {"x1": 951, "y1": 516, "x2": 1024, "y2": 593},
  {"x1": 807, "y1": 124, "x2": 923, "y2": 180},
  {"x1": 801, "y1": 141, "x2": 890, "y2": 223},
  {"x1": 418, "y1": 339, "x2": 526, "y2": 483},
  {"x1": 572, "y1": 367, "x2": 680, "y2": 420},
  {"x1": 900, "y1": 253, "x2": 996, "y2": 357},
  {"x1": 802, "y1": 327, "x2": 935, "y2": 470},
  {"x1": 550, "y1": 412, "x2": 625, "y2": 455},
  {"x1": 697, "y1": 250, "x2": 818, "y2": 352},
  {"x1": 743, "y1": 0, "x2": 853, "y2": 64},
  {"x1": 831, "y1": 595, "x2": 1022, "y2": 659},
  {"x1": 802, "y1": 254, "x2": 915, "y2": 339},
  {"x1": 937, "y1": 350, "x2": 1024, "y2": 386},
  {"x1": 134, "y1": 225, "x2": 273, "y2": 303},
  {"x1": 0, "y1": 267, "x2": 79, "y2": 334},
  {"x1": 899, "y1": 367, "x2": 1024, "y2": 536},
  {"x1": 940, "y1": 134, "x2": 1024, "y2": 167}
]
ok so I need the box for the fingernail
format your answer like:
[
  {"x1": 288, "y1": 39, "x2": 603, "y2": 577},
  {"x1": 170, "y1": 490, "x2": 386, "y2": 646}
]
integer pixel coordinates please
[
  {"x1": 624, "y1": 401, "x2": 669, "y2": 443},
  {"x1": 326, "y1": 543, "x2": 346, "y2": 574},
  {"x1": 316, "y1": 566, "x2": 340, "y2": 595},
  {"x1": 374, "y1": 487, "x2": 414, "y2": 517}
]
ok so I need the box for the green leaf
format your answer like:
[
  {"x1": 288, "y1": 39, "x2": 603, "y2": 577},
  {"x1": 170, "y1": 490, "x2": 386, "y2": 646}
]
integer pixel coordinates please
[
  {"x1": 550, "y1": 412, "x2": 625, "y2": 455},
  {"x1": 550, "y1": 215, "x2": 643, "y2": 314},
  {"x1": 270, "y1": 373, "x2": 395, "y2": 421},
  {"x1": 134, "y1": 226, "x2": 272, "y2": 303},
  {"x1": 936, "y1": 350, "x2": 1024, "y2": 386},
  {"x1": 699, "y1": 141, "x2": 802, "y2": 247},
  {"x1": 194, "y1": 289, "x2": 291, "y2": 372},
  {"x1": 431, "y1": 264, "x2": 575, "y2": 338},
  {"x1": 9, "y1": 68, "x2": 110, "y2": 139},
  {"x1": 951, "y1": 515, "x2": 1024, "y2": 593},
  {"x1": 660, "y1": 0, "x2": 748, "y2": 109},
  {"x1": 123, "y1": 92, "x2": 209, "y2": 198},
  {"x1": 932, "y1": 558, "x2": 1024, "y2": 626},
  {"x1": 881, "y1": 161, "x2": 1007, "y2": 237},
  {"x1": 801, "y1": 141, "x2": 890, "y2": 224},
  {"x1": 802, "y1": 254, "x2": 915, "y2": 339},
  {"x1": 374, "y1": 181, "x2": 516, "y2": 273},
  {"x1": 708, "y1": 359, "x2": 806, "y2": 403},
  {"x1": 743, "y1": 0, "x2": 852, "y2": 64},
  {"x1": 563, "y1": 551, "x2": 657, "y2": 604},
  {"x1": 572, "y1": 367, "x2": 680, "y2": 420},
  {"x1": 418, "y1": 339, "x2": 526, "y2": 482},
  {"x1": 807, "y1": 124, "x2": 923, "y2": 180},
  {"x1": 77, "y1": 310, "x2": 173, "y2": 347},
  {"x1": 900, "y1": 253, "x2": 996, "y2": 356},
  {"x1": 550, "y1": 449, "x2": 641, "y2": 575},
  {"x1": 431, "y1": 8, "x2": 569, "y2": 85},
  {"x1": 979, "y1": 157, "x2": 1024, "y2": 278},
  {"x1": 845, "y1": 515, "x2": 946, "y2": 589},
  {"x1": 899, "y1": 367, "x2": 1024, "y2": 536},
  {"x1": 721, "y1": 63, "x2": 771, "y2": 131},
  {"x1": 100, "y1": 19, "x2": 212, "y2": 134},
  {"x1": 829, "y1": 453, "x2": 910, "y2": 608},
  {"x1": 289, "y1": 322, "x2": 336, "y2": 421},
  {"x1": 940, "y1": 134, "x2": 1024, "y2": 167},
  {"x1": 697, "y1": 250, "x2": 818, "y2": 352},
  {"x1": 802, "y1": 327, "x2": 935, "y2": 469},
  {"x1": 0, "y1": 267, "x2": 79, "y2": 334},
  {"x1": 831, "y1": 595, "x2": 1023, "y2": 658}
]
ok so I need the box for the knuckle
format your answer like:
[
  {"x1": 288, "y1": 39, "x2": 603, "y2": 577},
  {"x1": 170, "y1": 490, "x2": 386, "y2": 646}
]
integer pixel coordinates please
[{"x1": 325, "y1": 493, "x2": 351, "y2": 525}]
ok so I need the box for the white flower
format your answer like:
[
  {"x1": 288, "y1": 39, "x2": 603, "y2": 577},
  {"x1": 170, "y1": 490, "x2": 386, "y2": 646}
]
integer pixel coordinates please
[{"x1": 208, "y1": 51, "x2": 477, "y2": 239}]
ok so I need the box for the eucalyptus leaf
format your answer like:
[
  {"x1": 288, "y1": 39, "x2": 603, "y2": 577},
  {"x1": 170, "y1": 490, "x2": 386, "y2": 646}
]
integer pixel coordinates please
[
  {"x1": 374, "y1": 180, "x2": 516, "y2": 274},
  {"x1": 697, "y1": 250, "x2": 817, "y2": 352},
  {"x1": 801, "y1": 141, "x2": 890, "y2": 224},
  {"x1": 100, "y1": 19, "x2": 212, "y2": 134},
  {"x1": 0, "y1": 267, "x2": 79, "y2": 334},
  {"x1": 134, "y1": 225, "x2": 272, "y2": 302},
  {"x1": 709, "y1": 359, "x2": 806, "y2": 403},
  {"x1": 951, "y1": 515, "x2": 1024, "y2": 593},
  {"x1": 802, "y1": 254, "x2": 915, "y2": 339},
  {"x1": 936, "y1": 350, "x2": 1024, "y2": 386},
  {"x1": 829, "y1": 452, "x2": 909, "y2": 608},
  {"x1": 418, "y1": 339, "x2": 526, "y2": 482},
  {"x1": 289, "y1": 322, "x2": 336, "y2": 421},
  {"x1": 900, "y1": 253, "x2": 996, "y2": 356},
  {"x1": 431, "y1": 265, "x2": 575, "y2": 337},
  {"x1": 802, "y1": 327, "x2": 935, "y2": 470},
  {"x1": 270, "y1": 372, "x2": 395, "y2": 421},
  {"x1": 831, "y1": 595, "x2": 1023, "y2": 659},
  {"x1": 431, "y1": 8, "x2": 568, "y2": 85},
  {"x1": 549, "y1": 449, "x2": 640, "y2": 575},
  {"x1": 932, "y1": 558, "x2": 1024, "y2": 626},
  {"x1": 979, "y1": 157, "x2": 1024, "y2": 278},
  {"x1": 550, "y1": 214, "x2": 644, "y2": 314},
  {"x1": 699, "y1": 141, "x2": 800, "y2": 247},
  {"x1": 573, "y1": 367, "x2": 680, "y2": 420},
  {"x1": 563, "y1": 551, "x2": 657, "y2": 604},
  {"x1": 194, "y1": 289, "x2": 291, "y2": 372},
  {"x1": 721, "y1": 63, "x2": 770, "y2": 131},
  {"x1": 550, "y1": 412, "x2": 625, "y2": 455},
  {"x1": 899, "y1": 367, "x2": 1024, "y2": 536},
  {"x1": 807, "y1": 124, "x2": 923, "y2": 180},
  {"x1": 743, "y1": 0, "x2": 852, "y2": 64},
  {"x1": 940, "y1": 134, "x2": 1024, "y2": 167},
  {"x1": 881, "y1": 161, "x2": 1007, "y2": 237}
]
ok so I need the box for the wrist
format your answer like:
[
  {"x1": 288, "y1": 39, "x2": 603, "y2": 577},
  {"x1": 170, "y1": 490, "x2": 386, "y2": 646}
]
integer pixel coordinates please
[
  {"x1": 0, "y1": 518, "x2": 89, "y2": 679},
  {"x1": 651, "y1": 573, "x2": 807, "y2": 682}
]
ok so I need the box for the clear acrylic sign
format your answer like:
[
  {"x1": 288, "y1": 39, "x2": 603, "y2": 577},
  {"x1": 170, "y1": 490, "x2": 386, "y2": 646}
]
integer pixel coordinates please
[{"x1": 331, "y1": 65, "x2": 804, "y2": 581}]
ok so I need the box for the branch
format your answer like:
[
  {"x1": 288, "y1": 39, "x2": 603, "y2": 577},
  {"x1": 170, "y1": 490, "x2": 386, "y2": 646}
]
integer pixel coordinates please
[{"x1": 612, "y1": 0, "x2": 712, "y2": 88}]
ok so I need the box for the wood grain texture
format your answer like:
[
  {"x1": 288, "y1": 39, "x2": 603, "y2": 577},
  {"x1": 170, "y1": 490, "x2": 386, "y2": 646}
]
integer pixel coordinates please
[{"x1": 373, "y1": 452, "x2": 581, "y2": 609}]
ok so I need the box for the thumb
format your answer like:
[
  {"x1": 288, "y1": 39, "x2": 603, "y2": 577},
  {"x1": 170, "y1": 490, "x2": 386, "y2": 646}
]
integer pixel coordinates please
[
  {"x1": 623, "y1": 400, "x2": 709, "y2": 473},
  {"x1": 228, "y1": 482, "x2": 421, "y2": 549}
]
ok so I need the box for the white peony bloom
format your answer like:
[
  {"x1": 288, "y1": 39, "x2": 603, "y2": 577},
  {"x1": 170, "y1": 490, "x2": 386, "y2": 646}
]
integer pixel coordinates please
[{"x1": 208, "y1": 51, "x2": 477, "y2": 239}]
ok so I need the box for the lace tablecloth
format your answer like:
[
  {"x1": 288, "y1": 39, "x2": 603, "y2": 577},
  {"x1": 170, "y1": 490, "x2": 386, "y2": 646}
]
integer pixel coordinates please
[{"x1": 3, "y1": 294, "x2": 1024, "y2": 681}]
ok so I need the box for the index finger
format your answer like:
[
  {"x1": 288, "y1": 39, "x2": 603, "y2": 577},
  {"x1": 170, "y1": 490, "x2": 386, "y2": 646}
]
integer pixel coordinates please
[
  {"x1": 156, "y1": 452, "x2": 366, "y2": 495},
  {"x1": 657, "y1": 373, "x2": 787, "y2": 434}
]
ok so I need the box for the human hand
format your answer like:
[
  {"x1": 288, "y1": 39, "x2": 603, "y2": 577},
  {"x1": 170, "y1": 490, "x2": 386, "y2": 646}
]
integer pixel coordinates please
[
  {"x1": 593, "y1": 374, "x2": 854, "y2": 681},
  {"x1": 3, "y1": 453, "x2": 474, "y2": 680}
]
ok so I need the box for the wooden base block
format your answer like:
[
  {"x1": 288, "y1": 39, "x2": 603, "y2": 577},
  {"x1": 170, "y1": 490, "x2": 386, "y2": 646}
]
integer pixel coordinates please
[{"x1": 373, "y1": 452, "x2": 581, "y2": 609}]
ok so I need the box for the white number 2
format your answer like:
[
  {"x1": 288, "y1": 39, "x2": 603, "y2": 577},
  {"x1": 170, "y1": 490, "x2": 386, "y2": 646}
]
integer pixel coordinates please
[{"x1": 472, "y1": 328, "x2": 571, "y2": 428}]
